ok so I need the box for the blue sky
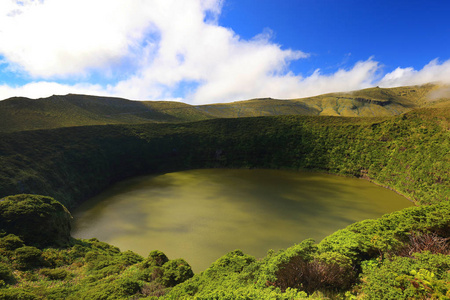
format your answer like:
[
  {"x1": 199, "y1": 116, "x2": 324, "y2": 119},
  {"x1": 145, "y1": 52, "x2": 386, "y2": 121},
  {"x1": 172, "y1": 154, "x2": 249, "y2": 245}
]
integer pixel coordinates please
[
  {"x1": 220, "y1": 0, "x2": 450, "y2": 76},
  {"x1": 0, "y1": 0, "x2": 449, "y2": 103}
]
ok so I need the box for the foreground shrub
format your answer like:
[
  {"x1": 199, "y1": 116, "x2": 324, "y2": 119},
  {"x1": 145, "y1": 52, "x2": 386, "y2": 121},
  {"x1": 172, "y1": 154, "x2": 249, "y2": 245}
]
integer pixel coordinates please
[
  {"x1": 14, "y1": 246, "x2": 43, "y2": 270},
  {"x1": 161, "y1": 258, "x2": 194, "y2": 287},
  {"x1": 140, "y1": 281, "x2": 168, "y2": 298},
  {"x1": 41, "y1": 248, "x2": 72, "y2": 268},
  {"x1": 262, "y1": 239, "x2": 317, "y2": 290},
  {"x1": 40, "y1": 268, "x2": 70, "y2": 280},
  {"x1": 303, "y1": 252, "x2": 356, "y2": 293},
  {"x1": 139, "y1": 265, "x2": 164, "y2": 283},
  {"x1": 318, "y1": 201, "x2": 450, "y2": 263},
  {"x1": 73, "y1": 277, "x2": 144, "y2": 299},
  {"x1": 46, "y1": 287, "x2": 75, "y2": 300},
  {"x1": 0, "y1": 194, "x2": 72, "y2": 248},
  {"x1": 272, "y1": 250, "x2": 356, "y2": 294},
  {"x1": 119, "y1": 250, "x2": 143, "y2": 266},
  {"x1": 0, "y1": 234, "x2": 24, "y2": 251},
  {"x1": 396, "y1": 232, "x2": 450, "y2": 257},
  {"x1": 147, "y1": 250, "x2": 169, "y2": 267},
  {"x1": 0, "y1": 262, "x2": 14, "y2": 284},
  {"x1": 0, "y1": 288, "x2": 37, "y2": 300},
  {"x1": 209, "y1": 249, "x2": 256, "y2": 274},
  {"x1": 116, "y1": 277, "x2": 143, "y2": 295},
  {"x1": 359, "y1": 252, "x2": 450, "y2": 299}
]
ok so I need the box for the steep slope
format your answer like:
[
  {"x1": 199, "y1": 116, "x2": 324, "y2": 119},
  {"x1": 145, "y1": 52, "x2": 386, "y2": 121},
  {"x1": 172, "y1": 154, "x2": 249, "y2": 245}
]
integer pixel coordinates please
[{"x1": 0, "y1": 107, "x2": 447, "y2": 209}]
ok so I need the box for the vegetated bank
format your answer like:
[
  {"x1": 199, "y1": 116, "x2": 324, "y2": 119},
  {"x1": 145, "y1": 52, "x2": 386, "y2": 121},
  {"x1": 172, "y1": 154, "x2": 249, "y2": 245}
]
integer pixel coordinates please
[
  {"x1": 0, "y1": 107, "x2": 448, "y2": 209},
  {"x1": 0, "y1": 107, "x2": 448, "y2": 299}
]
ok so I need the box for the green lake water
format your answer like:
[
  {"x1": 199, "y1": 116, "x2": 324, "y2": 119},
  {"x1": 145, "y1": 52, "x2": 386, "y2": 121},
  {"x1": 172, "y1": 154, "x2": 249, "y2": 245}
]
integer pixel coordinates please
[{"x1": 71, "y1": 169, "x2": 413, "y2": 272}]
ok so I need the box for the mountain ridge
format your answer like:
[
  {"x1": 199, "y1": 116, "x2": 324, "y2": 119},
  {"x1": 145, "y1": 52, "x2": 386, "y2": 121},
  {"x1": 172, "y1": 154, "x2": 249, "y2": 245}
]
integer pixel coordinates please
[{"x1": 0, "y1": 83, "x2": 449, "y2": 133}]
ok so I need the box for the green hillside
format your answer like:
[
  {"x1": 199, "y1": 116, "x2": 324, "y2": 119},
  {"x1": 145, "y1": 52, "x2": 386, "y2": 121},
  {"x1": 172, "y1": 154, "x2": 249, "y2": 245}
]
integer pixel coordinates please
[
  {"x1": 0, "y1": 94, "x2": 214, "y2": 133},
  {"x1": 197, "y1": 83, "x2": 449, "y2": 118},
  {"x1": 0, "y1": 107, "x2": 448, "y2": 210},
  {"x1": 1, "y1": 84, "x2": 449, "y2": 133}
]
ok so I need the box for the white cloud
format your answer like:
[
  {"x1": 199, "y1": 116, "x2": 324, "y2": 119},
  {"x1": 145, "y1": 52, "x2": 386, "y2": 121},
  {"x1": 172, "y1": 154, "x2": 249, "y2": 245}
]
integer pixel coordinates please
[
  {"x1": 1, "y1": 0, "x2": 313, "y2": 102},
  {"x1": 427, "y1": 86, "x2": 450, "y2": 101},
  {"x1": 0, "y1": 81, "x2": 109, "y2": 100},
  {"x1": 0, "y1": 0, "x2": 449, "y2": 104},
  {"x1": 379, "y1": 59, "x2": 450, "y2": 87},
  {"x1": 190, "y1": 58, "x2": 381, "y2": 103},
  {"x1": 0, "y1": 0, "x2": 154, "y2": 78},
  {"x1": 113, "y1": 16, "x2": 309, "y2": 103}
]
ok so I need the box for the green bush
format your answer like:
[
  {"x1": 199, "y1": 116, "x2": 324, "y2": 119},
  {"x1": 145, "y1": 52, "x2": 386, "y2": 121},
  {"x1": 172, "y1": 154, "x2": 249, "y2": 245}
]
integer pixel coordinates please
[
  {"x1": 147, "y1": 250, "x2": 169, "y2": 267},
  {"x1": 359, "y1": 252, "x2": 450, "y2": 299},
  {"x1": 0, "y1": 234, "x2": 24, "y2": 251},
  {"x1": 86, "y1": 252, "x2": 118, "y2": 272},
  {"x1": 302, "y1": 252, "x2": 356, "y2": 293},
  {"x1": 41, "y1": 248, "x2": 72, "y2": 268},
  {"x1": 139, "y1": 266, "x2": 164, "y2": 282},
  {"x1": 68, "y1": 243, "x2": 89, "y2": 259},
  {"x1": 88, "y1": 238, "x2": 120, "y2": 254},
  {"x1": 115, "y1": 277, "x2": 143, "y2": 295},
  {"x1": 40, "y1": 268, "x2": 70, "y2": 280},
  {"x1": 84, "y1": 248, "x2": 145, "y2": 280},
  {"x1": 93, "y1": 265, "x2": 122, "y2": 278},
  {"x1": 318, "y1": 201, "x2": 450, "y2": 263},
  {"x1": 119, "y1": 250, "x2": 143, "y2": 266},
  {"x1": 0, "y1": 262, "x2": 14, "y2": 283},
  {"x1": 84, "y1": 250, "x2": 100, "y2": 263},
  {"x1": 46, "y1": 287, "x2": 75, "y2": 300},
  {"x1": 267, "y1": 247, "x2": 354, "y2": 294},
  {"x1": 14, "y1": 246, "x2": 43, "y2": 270},
  {"x1": 0, "y1": 194, "x2": 72, "y2": 248},
  {"x1": 0, "y1": 288, "x2": 37, "y2": 300},
  {"x1": 73, "y1": 276, "x2": 143, "y2": 299},
  {"x1": 161, "y1": 258, "x2": 194, "y2": 287},
  {"x1": 209, "y1": 249, "x2": 256, "y2": 274},
  {"x1": 261, "y1": 239, "x2": 317, "y2": 289},
  {"x1": 140, "y1": 281, "x2": 168, "y2": 298}
]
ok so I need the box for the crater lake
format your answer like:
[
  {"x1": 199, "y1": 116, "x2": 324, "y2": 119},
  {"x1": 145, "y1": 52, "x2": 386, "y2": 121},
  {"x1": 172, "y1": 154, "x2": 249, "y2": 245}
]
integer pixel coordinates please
[{"x1": 71, "y1": 169, "x2": 413, "y2": 271}]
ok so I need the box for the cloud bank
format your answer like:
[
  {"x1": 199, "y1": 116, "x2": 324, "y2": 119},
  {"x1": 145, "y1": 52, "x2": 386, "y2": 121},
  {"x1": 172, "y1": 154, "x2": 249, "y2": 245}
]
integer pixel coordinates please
[{"x1": 0, "y1": 0, "x2": 449, "y2": 103}]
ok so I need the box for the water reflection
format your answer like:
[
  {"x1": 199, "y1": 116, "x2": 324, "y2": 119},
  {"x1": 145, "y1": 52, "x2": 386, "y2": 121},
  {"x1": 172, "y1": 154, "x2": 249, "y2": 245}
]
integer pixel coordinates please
[{"x1": 72, "y1": 169, "x2": 413, "y2": 272}]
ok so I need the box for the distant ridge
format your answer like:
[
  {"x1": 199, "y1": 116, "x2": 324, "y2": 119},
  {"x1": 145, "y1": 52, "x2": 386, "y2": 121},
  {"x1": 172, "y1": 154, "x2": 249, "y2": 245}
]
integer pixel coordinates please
[
  {"x1": 0, "y1": 94, "x2": 214, "y2": 132},
  {"x1": 1, "y1": 83, "x2": 449, "y2": 132},
  {"x1": 196, "y1": 83, "x2": 449, "y2": 118}
]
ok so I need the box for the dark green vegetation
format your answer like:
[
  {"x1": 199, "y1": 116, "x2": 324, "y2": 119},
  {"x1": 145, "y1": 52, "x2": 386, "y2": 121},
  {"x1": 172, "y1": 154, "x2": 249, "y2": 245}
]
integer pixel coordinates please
[
  {"x1": 0, "y1": 194, "x2": 71, "y2": 248},
  {"x1": 0, "y1": 84, "x2": 449, "y2": 298},
  {"x1": 0, "y1": 196, "x2": 194, "y2": 299},
  {"x1": 0, "y1": 105, "x2": 448, "y2": 209}
]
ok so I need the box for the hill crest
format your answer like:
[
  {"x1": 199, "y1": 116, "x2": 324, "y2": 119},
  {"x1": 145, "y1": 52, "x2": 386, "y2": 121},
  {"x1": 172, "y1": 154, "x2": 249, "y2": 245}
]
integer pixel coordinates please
[{"x1": 0, "y1": 83, "x2": 449, "y2": 133}]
